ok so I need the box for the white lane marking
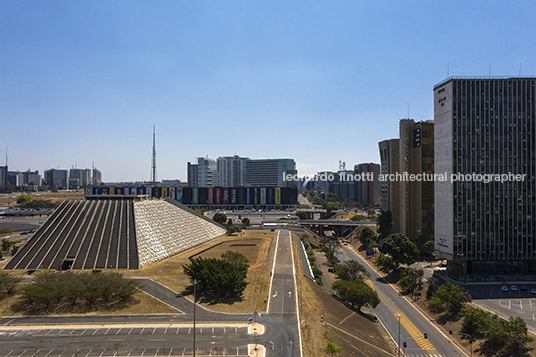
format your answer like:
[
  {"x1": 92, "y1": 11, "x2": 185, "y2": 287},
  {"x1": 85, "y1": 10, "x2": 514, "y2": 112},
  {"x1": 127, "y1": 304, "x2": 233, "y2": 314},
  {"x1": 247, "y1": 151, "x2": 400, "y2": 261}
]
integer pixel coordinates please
[{"x1": 266, "y1": 230, "x2": 280, "y2": 312}]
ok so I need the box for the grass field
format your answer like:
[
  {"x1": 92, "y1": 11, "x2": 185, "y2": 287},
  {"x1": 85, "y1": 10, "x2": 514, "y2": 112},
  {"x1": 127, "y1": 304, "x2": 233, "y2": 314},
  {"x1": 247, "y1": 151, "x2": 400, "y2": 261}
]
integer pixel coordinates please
[
  {"x1": 119, "y1": 229, "x2": 275, "y2": 314},
  {"x1": 0, "y1": 190, "x2": 84, "y2": 206}
]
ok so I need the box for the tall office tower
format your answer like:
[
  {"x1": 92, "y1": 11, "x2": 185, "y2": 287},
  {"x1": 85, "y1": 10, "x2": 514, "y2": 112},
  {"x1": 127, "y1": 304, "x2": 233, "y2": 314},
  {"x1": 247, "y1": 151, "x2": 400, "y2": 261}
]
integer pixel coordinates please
[
  {"x1": 0, "y1": 165, "x2": 7, "y2": 190},
  {"x1": 70, "y1": 168, "x2": 91, "y2": 187},
  {"x1": 187, "y1": 162, "x2": 198, "y2": 187},
  {"x1": 379, "y1": 139, "x2": 401, "y2": 233},
  {"x1": 245, "y1": 159, "x2": 297, "y2": 187},
  {"x1": 92, "y1": 168, "x2": 102, "y2": 186},
  {"x1": 399, "y1": 119, "x2": 435, "y2": 241},
  {"x1": 217, "y1": 155, "x2": 249, "y2": 187},
  {"x1": 197, "y1": 157, "x2": 217, "y2": 187},
  {"x1": 44, "y1": 169, "x2": 69, "y2": 189},
  {"x1": 434, "y1": 77, "x2": 536, "y2": 277},
  {"x1": 355, "y1": 163, "x2": 381, "y2": 205},
  {"x1": 23, "y1": 170, "x2": 42, "y2": 186}
]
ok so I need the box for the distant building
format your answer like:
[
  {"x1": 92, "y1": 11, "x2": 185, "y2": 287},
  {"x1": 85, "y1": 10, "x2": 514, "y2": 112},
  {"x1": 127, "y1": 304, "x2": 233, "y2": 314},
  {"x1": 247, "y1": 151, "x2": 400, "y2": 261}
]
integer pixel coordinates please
[
  {"x1": 0, "y1": 165, "x2": 7, "y2": 190},
  {"x1": 70, "y1": 168, "x2": 91, "y2": 187},
  {"x1": 434, "y1": 77, "x2": 536, "y2": 277},
  {"x1": 326, "y1": 164, "x2": 380, "y2": 205},
  {"x1": 197, "y1": 157, "x2": 217, "y2": 187},
  {"x1": 7, "y1": 170, "x2": 42, "y2": 188},
  {"x1": 245, "y1": 158, "x2": 297, "y2": 187},
  {"x1": 92, "y1": 168, "x2": 102, "y2": 186},
  {"x1": 217, "y1": 155, "x2": 249, "y2": 187},
  {"x1": 45, "y1": 169, "x2": 69, "y2": 190},
  {"x1": 378, "y1": 119, "x2": 434, "y2": 241},
  {"x1": 187, "y1": 162, "x2": 198, "y2": 187}
]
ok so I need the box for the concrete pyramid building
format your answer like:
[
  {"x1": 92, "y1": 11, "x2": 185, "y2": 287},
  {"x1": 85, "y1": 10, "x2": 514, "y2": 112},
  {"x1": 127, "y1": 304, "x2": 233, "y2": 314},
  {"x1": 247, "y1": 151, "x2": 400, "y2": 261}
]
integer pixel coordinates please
[{"x1": 5, "y1": 197, "x2": 226, "y2": 270}]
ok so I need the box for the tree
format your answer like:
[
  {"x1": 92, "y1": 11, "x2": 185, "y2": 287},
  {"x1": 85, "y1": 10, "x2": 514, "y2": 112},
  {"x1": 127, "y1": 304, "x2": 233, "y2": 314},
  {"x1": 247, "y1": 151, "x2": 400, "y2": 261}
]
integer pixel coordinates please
[
  {"x1": 16, "y1": 194, "x2": 32, "y2": 204},
  {"x1": 212, "y1": 213, "x2": 228, "y2": 225},
  {"x1": 461, "y1": 307, "x2": 489, "y2": 337},
  {"x1": 335, "y1": 260, "x2": 369, "y2": 283},
  {"x1": 378, "y1": 233, "x2": 419, "y2": 269},
  {"x1": 376, "y1": 253, "x2": 394, "y2": 270},
  {"x1": 331, "y1": 280, "x2": 380, "y2": 311},
  {"x1": 0, "y1": 271, "x2": 23, "y2": 295},
  {"x1": 296, "y1": 211, "x2": 307, "y2": 220},
  {"x1": 183, "y1": 257, "x2": 249, "y2": 297},
  {"x1": 376, "y1": 210, "x2": 392, "y2": 238},
  {"x1": 397, "y1": 268, "x2": 424, "y2": 296},
  {"x1": 350, "y1": 214, "x2": 366, "y2": 221},
  {"x1": 322, "y1": 202, "x2": 341, "y2": 215},
  {"x1": 220, "y1": 251, "x2": 249, "y2": 268},
  {"x1": 435, "y1": 282, "x2": 471, "y2": 314},
  {"x1": 502, "y1": 316, "x2": 534, "y2": 356},
  {"x1": 358, "y1": 227, "x2": 376, "y2": 249},
  {"x1": 325, "y1": 342, "x2": 343, "y2": 356},
  {"x1": 1, "y1": 238, "x2": 13, "y2": 253},
  {"x1": 241, "y1": 217, "x2": 250, "y2": 226}
]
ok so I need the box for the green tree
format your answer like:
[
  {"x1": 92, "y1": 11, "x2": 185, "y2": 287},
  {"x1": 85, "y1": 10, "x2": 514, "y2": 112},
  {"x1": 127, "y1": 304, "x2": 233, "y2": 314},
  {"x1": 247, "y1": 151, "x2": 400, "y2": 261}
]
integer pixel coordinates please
[
  {"x1": 461, "y1": 307, "x2": 489, "y2": 337},
  {"x1": 397, "y1": 268, "x2": 424, "y2": 296},
  {"x1": 376, "y1": 210, "x2": 392, "y2": 238},
  {"x1": 296, "y1": 211, "x2": 307, "y2": 220},
  {"x1": 435, "y1": 282, "x2": 471, "y2": 314},
  {"x1": 0, "y1": 271, "x2": 23, "y2": 295},
  {"x1": 183, "y1": 257, "x2": 249, "y2": 297},
  {"x1": 334, "y1": 260, "x2": 369, "y2": 283},
  {"x1": 325, "y1": 341, "x2": 343, "y2": 356},
  {"x1": 322, "y1": 202, "x2": 341, "y2": 215},
  {"x1": 378, "y1": 233, "x2": 419, "y2": 269},
  {"x1": 16, "y1": 194, "x2": 32, "y2": 204},
  {"x1": 376, "y1": 253, "x2": 394, "y2": 270},
  {"x1": 358, "y1": 227, "x2": 376, "y2": 249},
  {"x1": 350, "y1": 214, "x2": 366, "y2": 221},
  {"x1": 1, "y1": 238, "x2": 13, "y2": 253},
  {"x1": 212, "y1": 212, "x2": 228, "y2": 225},
  {"x1": 428, "y1": 296, "x2": 446, "y2": 313},
  {"x1": 331, "y1": 280, "x2": 380, "y2": 311},
  {"x1": 241, "y1": 217, "x2": 250, "y2": 226}
]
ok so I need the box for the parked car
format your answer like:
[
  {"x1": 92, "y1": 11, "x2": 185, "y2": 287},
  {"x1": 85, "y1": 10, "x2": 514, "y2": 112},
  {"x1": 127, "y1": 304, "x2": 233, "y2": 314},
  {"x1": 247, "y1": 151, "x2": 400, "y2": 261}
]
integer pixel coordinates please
[
  {"x1": 511, "y1": 285, "x2": 518, "y2": 292},
  {"x1": 521, "y1": 286, "x2": 528, "y2": 291},
  {"x1": 530, "y1": 288, "x2": 536, "y2": 294},
  {"x1": 501, "y1": 286, "x2": 509, "y2": 292}
]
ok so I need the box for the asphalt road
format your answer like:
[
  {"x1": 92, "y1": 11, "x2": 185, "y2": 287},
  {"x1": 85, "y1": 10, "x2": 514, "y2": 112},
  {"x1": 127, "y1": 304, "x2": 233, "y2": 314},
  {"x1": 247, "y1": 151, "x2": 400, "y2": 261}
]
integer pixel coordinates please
[
  {"x1": 336, "y1": 245, "x2": 466, "y2": 357},
  {"x1": 0, "y1": 229, "x2": 302, "y2": 357}
]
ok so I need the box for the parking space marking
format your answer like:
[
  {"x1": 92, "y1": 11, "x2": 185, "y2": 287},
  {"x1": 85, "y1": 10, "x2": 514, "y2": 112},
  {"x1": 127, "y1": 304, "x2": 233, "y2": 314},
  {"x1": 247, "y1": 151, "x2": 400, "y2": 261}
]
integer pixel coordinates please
[
  {"x1": 57, "y1": 349, "x2": 66, "y2": 357},
  {"x1": 43, "y1": 350, "x2": 53, "y2": 357},
  {"x1": 155, "y1": 348, "x2": 159, "y2": 356},
  {"x1": 140, "y1": 349, "x2": 146, "y2": 357},
  {"x1": 84, "y1": 349, "x2": 92, "y2": 357},
  {"x1": 98, "y1": 349, "x2": 106, "y2": 357},
  {"x1": 168, "y1": 348, "x2": 173, "y2": 357},
  {"x1": 16, "y1": 351, "x2": 26, "y2": 357},
  {"x1": 129, "y1": 327, "x2": 133, "y2": 335},
  {"x1": 140, "y1": 328, "x2": 145, "y2": 335},
  {"x1": 4, "y1": 351, "x2": 14, "y2": 357},
  {"x1": 116, "y1": 328, "x2": 122, "y2": 335},
  {"x1": 164, "y1": 327, "x2": 168, "y2": 335},
  {"x1": 181, "y1": 348, "x2": 185, "y2": 356},
  {"x1": 152, "y1": 327, "x2": 156, "y2": 335},
  {"x1": 127, "y1": 350, "x2": 133, "y2": 357}
]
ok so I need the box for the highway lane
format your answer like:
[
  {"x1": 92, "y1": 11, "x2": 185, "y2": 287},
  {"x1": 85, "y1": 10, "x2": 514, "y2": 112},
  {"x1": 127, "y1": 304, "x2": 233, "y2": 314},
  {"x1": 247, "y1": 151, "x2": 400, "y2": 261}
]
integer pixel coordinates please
[{"x1": 337, "y1": 245, "x2": 465, "y2": 357}]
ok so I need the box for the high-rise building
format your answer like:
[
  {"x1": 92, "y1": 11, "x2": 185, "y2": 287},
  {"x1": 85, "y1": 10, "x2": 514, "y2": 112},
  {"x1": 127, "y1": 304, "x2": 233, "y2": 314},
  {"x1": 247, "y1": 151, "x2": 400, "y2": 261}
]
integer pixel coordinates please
[
  {"x1": 92, "y1": 168, "x2": 102, "y2": 186},
  {"x1": 217, "y1": 155, "x2": 249, "y2": 187},
  {"x1": 378, "y1": 119, "x2": 434, "y2": 240},
  {"x1": 379, "y1": 139, "x2": 401, "y2": 232},
  {"x1": 434, "y1": 77, "x2": 536, "y2": 277},
  {"x1": 399, "y1": 119, "x2": 434, "y2": 241},
  {"x1": 45, "y1": 169, "x2": 69, "y2": 190},
  {"x1": 187, "y1": 162, "x2": 198, "y2": 187},
  {"x1": 0, "y1": 165, "x2": 7, "y2": 190},
  {"x1": 355, "y1": 163, "x2": 381, "y2": 205},
  {"x1": 245, "y1": 159, "x2": 297, "y2": 187},
  {"x1": 197, "y1": 157, "x2": 217, "y2": 187},
  {"x1": 70, "y1": 168, "x2": 92, "y2": 187}
]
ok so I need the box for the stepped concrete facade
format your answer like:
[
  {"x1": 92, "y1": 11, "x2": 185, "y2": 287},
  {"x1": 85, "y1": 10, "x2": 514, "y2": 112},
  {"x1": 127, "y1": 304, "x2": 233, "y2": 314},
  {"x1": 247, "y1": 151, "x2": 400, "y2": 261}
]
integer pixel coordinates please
[{"x1": 5, "y1": 197, "x2": 226, "y2": 270}]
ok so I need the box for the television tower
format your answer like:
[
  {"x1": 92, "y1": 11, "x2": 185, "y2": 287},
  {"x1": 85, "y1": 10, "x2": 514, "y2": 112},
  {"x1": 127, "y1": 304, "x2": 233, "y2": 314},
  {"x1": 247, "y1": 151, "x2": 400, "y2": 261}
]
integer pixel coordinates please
[{"x1": 151, "y1": 124, "x2": 157, "y2": 183}]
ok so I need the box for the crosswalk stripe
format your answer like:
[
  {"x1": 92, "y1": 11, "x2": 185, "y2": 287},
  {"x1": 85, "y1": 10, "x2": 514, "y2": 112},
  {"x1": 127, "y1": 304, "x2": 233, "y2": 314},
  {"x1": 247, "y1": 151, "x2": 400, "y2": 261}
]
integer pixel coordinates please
[{"x1": 394, "y1": 310, "x2": 436, "y2": 351}]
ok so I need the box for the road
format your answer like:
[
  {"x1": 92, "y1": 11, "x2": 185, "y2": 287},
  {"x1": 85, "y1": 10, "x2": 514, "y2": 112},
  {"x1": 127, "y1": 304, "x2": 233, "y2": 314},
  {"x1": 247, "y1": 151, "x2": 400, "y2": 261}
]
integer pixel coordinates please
[
  {"x1": 0, "y1": 229, "x2": 302, "y2": 357},
  {"x1": 336, "y1": 244, "x2": 465, "y2": 357}
]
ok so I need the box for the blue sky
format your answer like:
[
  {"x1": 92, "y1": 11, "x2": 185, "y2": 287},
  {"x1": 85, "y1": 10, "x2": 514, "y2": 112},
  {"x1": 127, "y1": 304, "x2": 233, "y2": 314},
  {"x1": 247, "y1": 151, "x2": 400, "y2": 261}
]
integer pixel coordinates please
[{"x1": 1, "y1": 1, "x2": 535, "y2": 182}]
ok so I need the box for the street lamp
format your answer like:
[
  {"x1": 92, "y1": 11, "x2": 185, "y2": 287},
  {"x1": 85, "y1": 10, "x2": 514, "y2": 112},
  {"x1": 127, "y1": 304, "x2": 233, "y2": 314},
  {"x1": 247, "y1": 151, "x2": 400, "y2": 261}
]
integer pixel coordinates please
[
  {"x1": 396, "y1": 314, "x2": 402, "y2": 357},
  {"x1": 450, "y1": 330, "x2": 473, "y2": 357},
  {"x1": 191, "y1": 279, "x2": 200, "y2": 357}
]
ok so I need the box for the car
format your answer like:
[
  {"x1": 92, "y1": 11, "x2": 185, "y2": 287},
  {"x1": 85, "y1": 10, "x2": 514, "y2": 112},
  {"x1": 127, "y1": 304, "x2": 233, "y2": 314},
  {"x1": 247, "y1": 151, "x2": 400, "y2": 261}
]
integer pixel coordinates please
[
  {"x1": 501, "y1": 286, "x2": 509, "y2": 292},
  {"x1": 328, "y1": 268, "x2": 334, "y2": 273},
  {"x1": 531, "y1": 288, "x2": 536, "y2": 294},
  {"x1": 521, "y1": 286, "x2": 528, "y2": 291},
  {"x1": 511, "y1": 285, "x2": 518, "y2": 292}
]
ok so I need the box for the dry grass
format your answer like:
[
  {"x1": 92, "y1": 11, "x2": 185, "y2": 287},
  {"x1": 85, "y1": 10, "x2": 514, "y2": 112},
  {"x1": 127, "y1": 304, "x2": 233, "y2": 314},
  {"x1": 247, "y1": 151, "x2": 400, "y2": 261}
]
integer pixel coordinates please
[
  {"x1": 293, "y1": 233, "x2": 393, "y2": 357},
  {"x1": 0, "y1": 290, "x2": 179, "y2": 317},
  {"x1": 119, "y1": 229, "x2": 275, "y2": 314},
  {"x1": 0, "y1": 190, "x2": 84, "y2": 206}
]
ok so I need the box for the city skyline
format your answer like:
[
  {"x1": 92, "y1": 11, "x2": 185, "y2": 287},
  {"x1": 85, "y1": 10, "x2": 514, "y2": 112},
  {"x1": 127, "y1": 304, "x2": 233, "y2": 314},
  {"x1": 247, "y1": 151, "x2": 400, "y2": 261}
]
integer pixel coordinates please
[{"x1": 2, "y1": 1, "x2": 536, "y2": 182}]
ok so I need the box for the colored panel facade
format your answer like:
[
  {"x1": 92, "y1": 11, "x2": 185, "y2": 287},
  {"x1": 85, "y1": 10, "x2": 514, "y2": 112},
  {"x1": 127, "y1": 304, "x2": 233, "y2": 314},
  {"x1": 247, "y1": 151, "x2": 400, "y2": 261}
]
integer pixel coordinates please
[
  {"x1": 192, "y1": 187, "x2": 199, "y2": 204},
  {"x1": 275, "y1": 187, "x2": 281, "y2": 204},
  {"x1": 223, "y1": 188, "x2": 230, "y2": 204},
  {"x1": 260, "y1": 187, "x2": 266, "y2": 205}
]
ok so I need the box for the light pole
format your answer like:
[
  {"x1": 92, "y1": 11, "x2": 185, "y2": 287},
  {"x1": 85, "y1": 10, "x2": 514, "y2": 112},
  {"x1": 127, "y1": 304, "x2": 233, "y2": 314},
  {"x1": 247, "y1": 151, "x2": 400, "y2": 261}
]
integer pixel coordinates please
[
  {"x1": 396, "y1": 314, "x2": 402, "y2": 357},
  {"x1": 450, "y1": 330, "x2": 473, "y2": 357},
  {"x1": 191, "y1": 279, "x2": 200, "y2": 357}
]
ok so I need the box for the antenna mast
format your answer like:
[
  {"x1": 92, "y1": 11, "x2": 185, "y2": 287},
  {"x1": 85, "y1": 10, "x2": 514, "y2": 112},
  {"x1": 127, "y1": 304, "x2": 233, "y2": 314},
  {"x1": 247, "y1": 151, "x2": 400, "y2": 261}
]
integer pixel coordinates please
[{"x1": 151, "y1": 124, "x2": 157, "y2": 183}]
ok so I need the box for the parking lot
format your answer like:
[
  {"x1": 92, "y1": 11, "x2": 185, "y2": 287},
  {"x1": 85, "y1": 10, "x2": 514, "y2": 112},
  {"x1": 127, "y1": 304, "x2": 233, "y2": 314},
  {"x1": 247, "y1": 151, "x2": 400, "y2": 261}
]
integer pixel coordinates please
[{"x1": 0, "y1": 326, "x2": 252, "y2": 357}]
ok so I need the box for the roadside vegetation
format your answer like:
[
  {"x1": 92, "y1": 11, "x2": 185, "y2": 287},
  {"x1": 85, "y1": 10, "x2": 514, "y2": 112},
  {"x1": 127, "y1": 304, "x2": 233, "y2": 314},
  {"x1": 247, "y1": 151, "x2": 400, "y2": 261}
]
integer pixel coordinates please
[
  {"x1": 212, "y1": 212, "x2": 242, "y2": 235},
  {"x1": 12, "y1": 271, "x2": 142, "y2": 314}
]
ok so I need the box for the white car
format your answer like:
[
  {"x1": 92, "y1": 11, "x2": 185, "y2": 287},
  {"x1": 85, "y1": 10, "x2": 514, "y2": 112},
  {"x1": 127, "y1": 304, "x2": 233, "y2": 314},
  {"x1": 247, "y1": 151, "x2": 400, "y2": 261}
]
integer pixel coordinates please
[{"x1": 501, "y1": 286, "x2": 509, "y2": 292}]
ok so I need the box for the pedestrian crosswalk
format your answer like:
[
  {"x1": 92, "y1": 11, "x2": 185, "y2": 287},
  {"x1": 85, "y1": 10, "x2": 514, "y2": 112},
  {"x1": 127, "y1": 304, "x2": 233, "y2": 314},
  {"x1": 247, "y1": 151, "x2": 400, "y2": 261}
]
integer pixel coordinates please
[{"x1": 394, "y1": 310, "x2": 436, "y2": 351}]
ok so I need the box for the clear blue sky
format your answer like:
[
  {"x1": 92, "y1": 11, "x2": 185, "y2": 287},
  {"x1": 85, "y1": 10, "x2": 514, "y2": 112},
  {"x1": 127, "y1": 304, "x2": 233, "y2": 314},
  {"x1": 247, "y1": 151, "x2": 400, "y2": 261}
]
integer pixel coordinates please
[{"x1": 1, "y1": 1, "x2": 535, "y2": 182}]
